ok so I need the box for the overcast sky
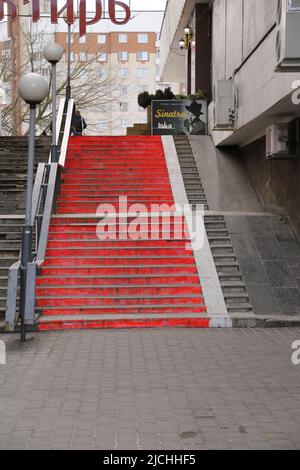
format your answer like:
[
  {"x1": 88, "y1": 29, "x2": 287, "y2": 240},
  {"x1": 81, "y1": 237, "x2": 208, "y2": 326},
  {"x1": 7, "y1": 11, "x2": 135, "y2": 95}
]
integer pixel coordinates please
[
  {"x1": 130, "y1": 0, "x2": 167, "y2": 10},
  {"x1": 84, "y1": 0, "x2": 167, "y2": 11}
]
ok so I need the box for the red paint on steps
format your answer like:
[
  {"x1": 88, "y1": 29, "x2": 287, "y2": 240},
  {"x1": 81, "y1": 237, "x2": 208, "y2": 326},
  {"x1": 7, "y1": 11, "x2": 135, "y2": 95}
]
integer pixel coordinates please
[
  {"x1": 36, "y1": 136, "x2": 207, "y2": 330},
  {"x1": 40, "y1": 306, "x2": 207, "y2": 316},
  {"x1": 38, "y1": 318, "x2": 210, "y2": 331},
  {"x1": 36, "y1": 275, "x2": 201, "y2": 286}
]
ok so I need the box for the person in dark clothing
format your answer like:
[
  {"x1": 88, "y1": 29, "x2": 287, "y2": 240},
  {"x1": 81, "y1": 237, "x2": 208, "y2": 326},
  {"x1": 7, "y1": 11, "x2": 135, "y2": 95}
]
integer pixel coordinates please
[{"x1": 72, "y1": 110, "x2": 87, "y2": 136}]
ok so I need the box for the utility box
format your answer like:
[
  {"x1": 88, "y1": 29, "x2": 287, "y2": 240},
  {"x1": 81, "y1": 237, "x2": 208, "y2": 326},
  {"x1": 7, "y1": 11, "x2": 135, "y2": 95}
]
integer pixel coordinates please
[
  {"x1": 266, "y1": 123, "x2": 299, "y2": 159},
  {"x1": 276, "y1": 0, "x2": 300, "y2": 72},
  {"x1": 213, "y1": 80, "x2": 235, "y2": 130}
]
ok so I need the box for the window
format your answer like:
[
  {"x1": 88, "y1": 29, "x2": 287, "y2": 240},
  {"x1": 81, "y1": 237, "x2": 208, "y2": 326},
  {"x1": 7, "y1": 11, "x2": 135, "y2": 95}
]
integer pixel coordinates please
[
  {"x1": 138, "y1": 106, "x2": 146, "y2": 112},
  {"x1": 138, "y1": 33, "x2": 148, "y2": 44},
  {"x1": 157, "y1": 83, "x2": 171, "y2": 91},
  {"x1": 98, "y1": 120, "x2": 108, "y2": 130},
  {"x1": 137, "y1": 51, "x2": 149, "y2": 61},
  {"x1": 78, "y1": 69, "x2": 88, "y2": 79},
  {"x1": 137, "y1": 85, "x2": 148, "y2": 93},
  {"x1": 119, "y1": 119, "x2": 129, "y2": 129},
  {"x1": 41, "y1": 68, "x2": 50, "y2": 77},
  {"x1": 119, "y1": 33, "x2": 128, "y2": 43},
  {"x1": 120, "y1": 85, "x2": 128, "y2": 94},
  {"x1": 118, "y1": 51, "x2": 128, "y2": 62},
  {"x1": 98, "y1": 52, "x2": 107, "y2": 62},
  {"x1": 120, "y1": 102, "x2": 128, "y2": 112},
  {"x1": 33, "y1": 51, "x2": 43, "y2": 61},
  {"x1": 79, "y1": 51, "x2": 87, "y2": 62},
  {"x1": 137, "y1": 67, "x2": 149, "y2": 78},
  {"x1": 79, "y1": 36, "x2": 86, "y2": 44},
  {"x1": 118, "y1": 67, "x2": 129, "y2": 77},
  {"x1": 138, "y1": 118, "x2": 147, "y2": 124},
  {"x1": 97, "y1": 68, "x2": 108, "y2": 80},
  {"x1": 98, "y1": 34, "x2": 106, "y2": 44}
]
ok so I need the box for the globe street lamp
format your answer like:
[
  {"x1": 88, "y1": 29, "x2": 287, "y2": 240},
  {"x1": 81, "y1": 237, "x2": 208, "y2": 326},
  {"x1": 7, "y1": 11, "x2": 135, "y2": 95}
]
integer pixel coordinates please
[
  {"x1": 43, "y1": 42, "x2": 64, "y2": 163},
  {"x1": 18, "y1": 73, "x2": 49, "y2": 342}
]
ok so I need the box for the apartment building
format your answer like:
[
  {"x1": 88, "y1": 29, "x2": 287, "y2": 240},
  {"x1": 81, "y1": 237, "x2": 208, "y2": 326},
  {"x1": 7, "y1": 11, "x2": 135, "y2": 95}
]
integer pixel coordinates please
[
  {"x1": 1, "y1": 2, "x2": 176, "y2": 135},
  {"x1": 160, "y1": 0, "x2": 300, "y2": 237},
  {"x1": 55, "y1": 20, "x2": 162, "y2": 136}
]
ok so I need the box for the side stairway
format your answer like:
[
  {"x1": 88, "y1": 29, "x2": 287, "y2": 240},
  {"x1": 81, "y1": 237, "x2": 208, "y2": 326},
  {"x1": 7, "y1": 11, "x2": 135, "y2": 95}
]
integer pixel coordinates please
[
  {"x1": 36, "y1": 136, "x2": 208, "y2": 330},
  {"x1": 173, "y1": 136, "x2": 253, "y2": 316},
  {"x1": 0, "y1": 136, "x2": 50, "y2": 322},
  {"x1": 0, "y1": 136, "x2": 50, "y2": 214}
]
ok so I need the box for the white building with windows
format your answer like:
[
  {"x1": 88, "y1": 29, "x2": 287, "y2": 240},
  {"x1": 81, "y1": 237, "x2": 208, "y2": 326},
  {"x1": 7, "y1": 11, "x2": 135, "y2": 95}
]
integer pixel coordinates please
[
  {"x1": 54, "y1": 10, "x2": 175, "y2": 136},
  {"x1": 1, "y1": 6, "x2": 179, "y2": 136}
]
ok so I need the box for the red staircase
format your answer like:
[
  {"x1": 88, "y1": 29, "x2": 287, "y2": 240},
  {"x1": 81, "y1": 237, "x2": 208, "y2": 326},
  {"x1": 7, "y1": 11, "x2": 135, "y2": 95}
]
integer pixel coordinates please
[{"x1": 37, "y1": 136, "x2": 208, "y2": 330}]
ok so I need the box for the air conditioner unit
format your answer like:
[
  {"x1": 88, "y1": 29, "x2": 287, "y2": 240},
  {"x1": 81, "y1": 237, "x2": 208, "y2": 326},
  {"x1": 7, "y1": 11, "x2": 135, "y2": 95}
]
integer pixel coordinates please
[
  {"x1": 276, "y1": 0, "x2": 300, "y2": 72},
  {"x1": 266, "y1": 123, "x2": 298, "y2": 159},
  {"x1": 213, "y1": 80, "x2": 236, "y2": 130}
]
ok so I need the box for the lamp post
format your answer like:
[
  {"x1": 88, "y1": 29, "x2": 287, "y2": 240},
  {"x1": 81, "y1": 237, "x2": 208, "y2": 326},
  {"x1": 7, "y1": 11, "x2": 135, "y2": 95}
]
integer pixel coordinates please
[
  {"x1": 18, "y1": 73, "x2": 49, "y2": 342},
  {"x1": 43, "y1": 43, "x2": 64, "y2": 163},
  {"x1": 179, "y1": 26, "x2": 193, "y2": 96},
  {"x1": 0, "y1": 84, "x2": 7, "y2": 136},
  {"x1": 63, "y1": 11, "x2": 75, "y2": 102}
]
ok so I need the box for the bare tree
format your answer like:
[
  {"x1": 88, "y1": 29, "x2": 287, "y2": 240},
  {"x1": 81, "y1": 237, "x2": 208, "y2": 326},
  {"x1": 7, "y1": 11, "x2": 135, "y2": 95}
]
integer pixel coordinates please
[{"x1": 1, "y1": 21, "x2": 124, "y2": 135}]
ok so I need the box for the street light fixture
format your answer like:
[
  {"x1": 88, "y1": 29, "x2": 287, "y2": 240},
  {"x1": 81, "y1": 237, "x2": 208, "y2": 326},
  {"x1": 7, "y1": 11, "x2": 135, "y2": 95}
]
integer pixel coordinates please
[
  {"x1": 179, "y1": 26, "x2": 193, "y2": 50},
  {"x1": 43, "y1": 42, "x2": 64, "y2": 163},
  {"x1": 184, "y1": 26, "x2": 192, "y2": 37},
  {"x1": 179, "y1": 38, "x2": 185, "y2": 50},
  {"x1": 18, "y1": 73, "x2": 49, "y2": 342}
]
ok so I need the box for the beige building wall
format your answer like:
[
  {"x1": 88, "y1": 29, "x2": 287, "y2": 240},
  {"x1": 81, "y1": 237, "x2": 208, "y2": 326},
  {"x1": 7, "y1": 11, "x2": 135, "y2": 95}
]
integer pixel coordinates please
[
  {"x1": 55, "y1": 30, "x2": 158, "y2": 135},
  {"x1": 1, "y1": 6, "x2": 167, "y2": 136}
]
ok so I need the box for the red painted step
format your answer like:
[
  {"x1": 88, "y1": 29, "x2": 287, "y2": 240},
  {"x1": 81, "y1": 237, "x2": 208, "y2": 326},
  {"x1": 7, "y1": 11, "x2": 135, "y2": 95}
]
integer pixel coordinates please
[
  {"x1": 40, "y1": 266, "x2": 199, "y2": 276},
  {"x1": 38, "y1": 318, "x2": 210, "y2": 331},
  {"x1": 36, "y1": 136, "x2": 207, "y2": 331},
  {"x1": 40, "y1": 305, "x2": 206, "y2": 316},
  {"x1": 36, "y1": 275, "x2": 201, "y2": 286}
]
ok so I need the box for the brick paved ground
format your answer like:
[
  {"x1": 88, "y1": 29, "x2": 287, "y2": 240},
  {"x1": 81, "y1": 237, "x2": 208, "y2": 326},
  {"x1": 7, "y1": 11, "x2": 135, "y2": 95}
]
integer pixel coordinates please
[{"x1": 0, "y1": 328, "x2": 300, "y2": 450}]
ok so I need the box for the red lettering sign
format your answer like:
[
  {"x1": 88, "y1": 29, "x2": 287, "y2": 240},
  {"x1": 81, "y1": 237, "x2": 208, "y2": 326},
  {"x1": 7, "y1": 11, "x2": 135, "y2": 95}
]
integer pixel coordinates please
[{"x1": 0, "y1": 0, "x2": 131, "y2": 36}]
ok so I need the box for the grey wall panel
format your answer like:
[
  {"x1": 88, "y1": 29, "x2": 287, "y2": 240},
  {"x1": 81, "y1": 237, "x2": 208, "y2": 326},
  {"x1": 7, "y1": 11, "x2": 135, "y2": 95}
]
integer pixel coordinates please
[
  {"x1": 243, "y1": 0, "x2": 278, "y2": 59},
  {"x1": 225, "y1": 0, "x2": 243, "y2": 78},
  {"x1": 212, "y1": 0, "x2": 227, "y2": 84}
]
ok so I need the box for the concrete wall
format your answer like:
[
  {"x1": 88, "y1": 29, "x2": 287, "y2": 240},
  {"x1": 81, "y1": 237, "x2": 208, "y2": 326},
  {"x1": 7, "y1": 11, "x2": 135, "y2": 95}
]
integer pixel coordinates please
[
  {"x1": 209, "y1": 0, "x2": 300, "y2": 239},
  {"x1": 209, "y1": 0, "x2": 300, "y2": 146},
  {"x1": 159, "y1": 0, "x2": 187, "y2": 83},
  {"x1": 212, "y1": 0, "x2": 277, "y2": 82},
  {"x1": 241, "y1": 136, "x2": 300, "y2": 238}
]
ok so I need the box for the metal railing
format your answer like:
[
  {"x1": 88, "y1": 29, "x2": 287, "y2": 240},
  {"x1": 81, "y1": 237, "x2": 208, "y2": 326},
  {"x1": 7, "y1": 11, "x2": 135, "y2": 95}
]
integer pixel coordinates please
[{"x1": 5, "y1": 98, "x2": 75, "y2": 331}]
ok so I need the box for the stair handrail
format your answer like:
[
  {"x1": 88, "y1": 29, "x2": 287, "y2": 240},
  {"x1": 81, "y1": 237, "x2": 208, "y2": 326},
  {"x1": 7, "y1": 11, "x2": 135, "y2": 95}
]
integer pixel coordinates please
[
  {"x1": 36, "y1": 98, "x2": 75, "y2": 266},
  {"x1": 59, "y1": 99, "x2": 74, "y2": 167},
  {"x1": 5, "y1": 98, "x2": 75, "y2": 330}
]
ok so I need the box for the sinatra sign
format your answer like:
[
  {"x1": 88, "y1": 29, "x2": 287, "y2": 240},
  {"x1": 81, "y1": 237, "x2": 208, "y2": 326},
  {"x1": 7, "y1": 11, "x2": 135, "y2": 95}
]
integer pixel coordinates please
[
  {"x1": 0, "y1": 0, "x2": 131, "y2": 36},
  {"x1": 152, "y1": 100, "x2": 208, "y2": 136}
]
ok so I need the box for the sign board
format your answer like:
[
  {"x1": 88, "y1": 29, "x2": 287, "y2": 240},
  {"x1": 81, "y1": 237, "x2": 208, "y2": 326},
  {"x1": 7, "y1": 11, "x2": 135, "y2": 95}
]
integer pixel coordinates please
[
  {"x1": 152, "y1": 100, "x2": 207, "y2": 136},
  {"x1": 0, "y1": 0, "x2": 131, "y2": 37}
]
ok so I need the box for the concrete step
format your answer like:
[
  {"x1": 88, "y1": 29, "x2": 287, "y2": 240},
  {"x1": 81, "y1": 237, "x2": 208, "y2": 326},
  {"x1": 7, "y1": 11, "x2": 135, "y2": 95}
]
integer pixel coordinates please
[
  {"x1": 226, "y1": 303, "x2": 253, "y2": 313},
  {"x1": 221, "y1": 281, "x2": 247, "y2": 294}
]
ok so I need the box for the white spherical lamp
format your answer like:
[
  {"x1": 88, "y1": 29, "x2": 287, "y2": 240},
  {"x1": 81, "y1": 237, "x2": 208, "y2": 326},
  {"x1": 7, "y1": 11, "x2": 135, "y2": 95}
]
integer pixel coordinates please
[
  {"x1": 43, "y1": 42, "x2": 64, "y2": 64},
  {"x1": 18, "y1": 73, "x2": 49, "y2": 105}
]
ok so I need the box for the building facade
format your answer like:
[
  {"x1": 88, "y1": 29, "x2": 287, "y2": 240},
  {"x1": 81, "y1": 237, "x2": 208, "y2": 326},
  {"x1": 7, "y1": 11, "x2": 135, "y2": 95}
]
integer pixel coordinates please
[
  {"x1": 0, "y1": 4, "x2": 177, "y2": 136},
  {"x1": 160, "y1": 0, "x2": 300, "y2": 237}
]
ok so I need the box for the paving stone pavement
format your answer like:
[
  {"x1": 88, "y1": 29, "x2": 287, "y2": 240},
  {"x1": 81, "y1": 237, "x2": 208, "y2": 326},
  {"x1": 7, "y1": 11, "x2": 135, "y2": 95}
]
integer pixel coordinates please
[{"x1": 0, "y1": 328, "x2": 300, "y2": 450}]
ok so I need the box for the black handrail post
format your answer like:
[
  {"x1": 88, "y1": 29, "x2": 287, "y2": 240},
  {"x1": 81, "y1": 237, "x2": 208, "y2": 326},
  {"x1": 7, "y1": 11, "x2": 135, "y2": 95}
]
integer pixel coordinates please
[{"x1": 19, "y1": 104, "x2": 36, "y2": 342}]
